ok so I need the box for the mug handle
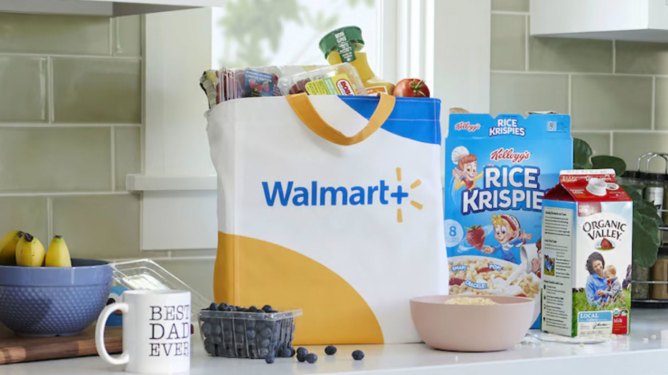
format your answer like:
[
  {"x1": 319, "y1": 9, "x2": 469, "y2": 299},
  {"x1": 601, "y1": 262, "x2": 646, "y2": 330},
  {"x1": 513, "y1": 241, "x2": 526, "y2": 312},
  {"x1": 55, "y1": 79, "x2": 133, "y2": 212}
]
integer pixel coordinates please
[{"x1": 95, "y1": 302, "x2": 130, "y2": 366}]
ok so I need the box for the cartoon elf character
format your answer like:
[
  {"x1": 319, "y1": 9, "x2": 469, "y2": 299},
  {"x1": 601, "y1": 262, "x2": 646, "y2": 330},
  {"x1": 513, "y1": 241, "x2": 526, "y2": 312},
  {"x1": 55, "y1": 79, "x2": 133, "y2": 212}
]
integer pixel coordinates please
[
  {"x1": 481, "y1": 214, "x2": 532, "y2": 264},
  {"x1": 451, "y1": 146, "x2": 483, "y2": 190}
]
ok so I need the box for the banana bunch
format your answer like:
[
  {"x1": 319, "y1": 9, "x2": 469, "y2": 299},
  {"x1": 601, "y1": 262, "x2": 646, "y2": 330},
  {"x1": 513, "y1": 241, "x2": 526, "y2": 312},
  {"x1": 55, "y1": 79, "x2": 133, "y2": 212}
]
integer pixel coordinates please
[{"x1": 0, "y1": 230, "x2": 72, "y2": 267}]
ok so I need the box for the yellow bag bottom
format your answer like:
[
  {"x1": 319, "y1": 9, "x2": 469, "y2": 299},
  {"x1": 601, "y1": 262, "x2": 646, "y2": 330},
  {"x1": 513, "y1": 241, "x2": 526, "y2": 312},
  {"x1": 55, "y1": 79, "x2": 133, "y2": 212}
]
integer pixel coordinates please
[{"x1": 213, "y1": 232, "x2": 384, "y2": 344}]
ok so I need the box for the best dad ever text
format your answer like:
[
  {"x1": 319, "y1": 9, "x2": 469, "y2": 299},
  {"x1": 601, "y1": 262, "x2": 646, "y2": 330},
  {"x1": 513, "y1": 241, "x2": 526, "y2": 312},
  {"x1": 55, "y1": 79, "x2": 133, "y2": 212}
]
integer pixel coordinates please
[{"x1": 149, "y1": 304, "x2": 190, "y2": 357}]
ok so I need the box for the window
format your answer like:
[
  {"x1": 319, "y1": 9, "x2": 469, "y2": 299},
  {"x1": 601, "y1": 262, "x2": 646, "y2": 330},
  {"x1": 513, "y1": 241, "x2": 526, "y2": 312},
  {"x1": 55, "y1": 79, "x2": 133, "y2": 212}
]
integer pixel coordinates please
[{"x1": 136, "y1": 0, "x2": 490, "y2": 251}]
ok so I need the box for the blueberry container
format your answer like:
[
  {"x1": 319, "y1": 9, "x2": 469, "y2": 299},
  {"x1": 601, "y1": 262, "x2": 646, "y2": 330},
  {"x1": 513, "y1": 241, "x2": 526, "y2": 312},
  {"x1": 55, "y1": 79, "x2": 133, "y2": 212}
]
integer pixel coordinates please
[{"x1": 198, "y1": 309, "x2": 302, "y2": 359}]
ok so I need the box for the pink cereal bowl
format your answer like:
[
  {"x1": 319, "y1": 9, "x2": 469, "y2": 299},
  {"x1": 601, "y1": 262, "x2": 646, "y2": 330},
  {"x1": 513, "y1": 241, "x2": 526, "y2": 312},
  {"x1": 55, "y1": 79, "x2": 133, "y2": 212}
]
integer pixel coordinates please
[{"x1": 410, "y1": 295, "x2": 535, "y2": 352}]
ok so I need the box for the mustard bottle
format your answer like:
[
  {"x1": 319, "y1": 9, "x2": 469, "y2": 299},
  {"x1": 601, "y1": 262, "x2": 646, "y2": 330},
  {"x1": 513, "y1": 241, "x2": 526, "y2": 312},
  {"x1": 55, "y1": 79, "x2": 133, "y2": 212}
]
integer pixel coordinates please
[{"x1": 319, "y1": 26, "x2": 394, "y2": 95}]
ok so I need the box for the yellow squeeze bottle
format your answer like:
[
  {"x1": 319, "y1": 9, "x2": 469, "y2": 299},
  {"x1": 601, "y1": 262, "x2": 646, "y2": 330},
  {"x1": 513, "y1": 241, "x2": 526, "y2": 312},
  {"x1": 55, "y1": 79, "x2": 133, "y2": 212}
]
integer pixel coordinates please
[{"x1": 319, "y1": 26, "x2": 394, "y2": 95}]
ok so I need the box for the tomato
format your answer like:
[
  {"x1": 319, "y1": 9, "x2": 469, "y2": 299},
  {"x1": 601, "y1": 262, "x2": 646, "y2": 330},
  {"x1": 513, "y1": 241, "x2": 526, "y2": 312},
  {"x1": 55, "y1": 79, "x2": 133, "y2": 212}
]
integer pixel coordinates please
[{"x1": 393, "y1": 78, "x2": 430, "y2": 98}]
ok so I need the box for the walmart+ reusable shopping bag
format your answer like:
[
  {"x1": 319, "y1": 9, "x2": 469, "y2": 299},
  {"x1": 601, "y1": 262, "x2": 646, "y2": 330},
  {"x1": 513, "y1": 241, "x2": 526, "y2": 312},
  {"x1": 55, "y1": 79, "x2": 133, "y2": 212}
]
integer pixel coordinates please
[{"x1": 206, "y1": 93, "x2": 447, "y2": 344}]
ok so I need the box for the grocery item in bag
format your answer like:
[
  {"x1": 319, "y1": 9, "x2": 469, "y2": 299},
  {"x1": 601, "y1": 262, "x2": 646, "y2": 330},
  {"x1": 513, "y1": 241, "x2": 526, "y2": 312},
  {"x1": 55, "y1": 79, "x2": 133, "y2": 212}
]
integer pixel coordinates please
[
  {"x1": 542, "y1": 169, "x2": 632, "y2": 337},
  {"x1": 444, "y1": 113, "x2": 572, "y2": 329},
  {"x1": 319, "y1": 26, "x2": 394, "y2": 95},
  {"x1": 207, "y1": 93, "x2": 446, "y2": 344}
]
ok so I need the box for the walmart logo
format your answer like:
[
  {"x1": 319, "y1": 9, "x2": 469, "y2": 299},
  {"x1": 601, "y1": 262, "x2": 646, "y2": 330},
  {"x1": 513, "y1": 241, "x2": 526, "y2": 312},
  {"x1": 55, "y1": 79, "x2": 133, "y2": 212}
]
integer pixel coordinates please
[{"x1": 261, "y1": 168, "x2": 423, "y2": 223}]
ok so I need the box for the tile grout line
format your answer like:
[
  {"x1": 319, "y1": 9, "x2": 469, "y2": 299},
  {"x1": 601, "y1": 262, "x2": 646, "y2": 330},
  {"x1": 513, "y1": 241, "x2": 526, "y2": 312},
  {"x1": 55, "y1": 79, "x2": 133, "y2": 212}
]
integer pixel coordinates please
[
  {"x1": 111, "y1": 126, "x2": 116, "y2": 191},
  {"x1": 0, "y1": 191, "x2": 132, "y2": 198},
  {"x1": 0, "y1": 123, "x2": 141, "y2": 128},
  {"x1": 567, "y1": 74, "x2": 572, "y2": 115},
  {"x1": 491, "y1": 69, "x2": 658, "y2": 78},
  {"x1": 609, "y1": 132, "x2": 614, "y2": 156},
  {"x1": 0, "y1": 52, "x2": 142, "y2": 61},
  {"x1": 652, "y1": 76, "x2": 657, "y2": 131},
  {"x1": 109, "y1": 18, "x2": 114, "y2": 56},
  {"x1": 524, "y1": 15, "x2": 529, "y2": 72},
  {"x1": 612, "y1": 40, "x2": 616, "y2": 74},
  {"x1": 491, "y1": 10, "x2": 530, "y2": 16},
  {"x1": 47, "y1": 56, "x2": 54, "y2": 124},
  {"x1": 46, "y1": 197, "x2": 53, "y2": 241}
]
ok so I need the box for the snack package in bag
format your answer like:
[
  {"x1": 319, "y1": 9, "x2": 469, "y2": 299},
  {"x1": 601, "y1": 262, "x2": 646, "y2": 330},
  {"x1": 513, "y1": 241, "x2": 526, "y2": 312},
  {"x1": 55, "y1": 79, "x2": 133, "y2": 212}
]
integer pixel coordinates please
[
  {"x1": 206, "y1": 94, "x2": 447, "y2": 344},
  {"x1": 444, "y1": 113, "x2": 572, "y2": 329}
]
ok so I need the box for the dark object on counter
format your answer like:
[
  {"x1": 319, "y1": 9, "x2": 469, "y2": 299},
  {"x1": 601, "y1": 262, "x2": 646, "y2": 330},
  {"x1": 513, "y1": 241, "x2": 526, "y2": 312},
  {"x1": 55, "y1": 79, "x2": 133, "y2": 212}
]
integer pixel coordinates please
[
  {"x1": 305, "y1": 353, "x2": 318, "y2": 364},
  {"x1": 325, "y1": 345, "x2": 337, "y2": 355},
  {"x1": 352, "y1": 350, "x2": 365, "y2": 360}
]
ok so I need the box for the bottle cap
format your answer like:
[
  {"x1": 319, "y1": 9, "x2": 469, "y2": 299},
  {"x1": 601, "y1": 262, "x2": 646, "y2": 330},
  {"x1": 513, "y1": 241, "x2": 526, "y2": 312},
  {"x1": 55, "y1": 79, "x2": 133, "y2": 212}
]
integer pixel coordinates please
[{"x1": 318, "y1": 26, "x2": 364, "y2": 62}]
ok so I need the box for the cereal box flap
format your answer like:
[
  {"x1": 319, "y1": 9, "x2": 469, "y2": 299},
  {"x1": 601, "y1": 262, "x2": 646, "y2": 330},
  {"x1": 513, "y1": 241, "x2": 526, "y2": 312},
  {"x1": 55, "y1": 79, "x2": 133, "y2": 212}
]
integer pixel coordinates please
[
  {"x1": 448, "y1": 113, "x2": 570, "y2": 139},
  {"x1": 549, "y1": 169, "x2": 631, "y2": 202}
]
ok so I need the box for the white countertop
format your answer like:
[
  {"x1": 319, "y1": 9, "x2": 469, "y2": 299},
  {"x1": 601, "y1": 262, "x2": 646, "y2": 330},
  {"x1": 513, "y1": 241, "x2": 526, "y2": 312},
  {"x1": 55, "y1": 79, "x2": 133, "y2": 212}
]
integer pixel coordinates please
[{"x1": 2, "y1": 309, "x2": 668, "y2": 375}]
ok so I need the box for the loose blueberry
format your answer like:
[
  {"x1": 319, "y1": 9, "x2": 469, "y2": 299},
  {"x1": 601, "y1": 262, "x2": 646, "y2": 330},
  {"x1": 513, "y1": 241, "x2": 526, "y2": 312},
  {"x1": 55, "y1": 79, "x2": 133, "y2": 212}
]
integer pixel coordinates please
[
  {"x1": 324, "y1": 345, "x2": 337, "y2": 355},
  {"x1": 305, "y1": 353, "x2": 318, "y2": 364},
  {"x1": 297, "y1": 347, "x2": 308, "y2": 357},
  {"x1": 297, "y1": 353, "x2": 306, "y2": 362},
  {"x1": 288, "y1": 347, "x2": 296, "y2": 357},
  {"x1": 279, "y1": 347, "x2": 292, "y2": 358},
  {"x1": 265, "y1": 355, "x2": 275, "y2": 364},
  {"x1": 352, "y1": 350, "x2": 365, "y2": 360}
]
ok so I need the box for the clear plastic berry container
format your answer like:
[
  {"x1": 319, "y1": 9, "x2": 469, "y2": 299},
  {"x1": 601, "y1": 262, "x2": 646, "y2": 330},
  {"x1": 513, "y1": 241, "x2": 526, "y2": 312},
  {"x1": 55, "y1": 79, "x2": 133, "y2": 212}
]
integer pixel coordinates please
[{"x1": 198, "y1": 308, "x2": 302, "y2": 359}]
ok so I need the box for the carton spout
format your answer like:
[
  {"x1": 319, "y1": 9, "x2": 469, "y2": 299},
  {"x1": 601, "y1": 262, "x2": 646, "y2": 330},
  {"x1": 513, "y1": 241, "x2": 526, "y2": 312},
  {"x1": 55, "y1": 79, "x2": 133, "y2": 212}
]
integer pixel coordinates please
[{"x1": 586, "y1": 178, "x2": 608, "y2": 196}]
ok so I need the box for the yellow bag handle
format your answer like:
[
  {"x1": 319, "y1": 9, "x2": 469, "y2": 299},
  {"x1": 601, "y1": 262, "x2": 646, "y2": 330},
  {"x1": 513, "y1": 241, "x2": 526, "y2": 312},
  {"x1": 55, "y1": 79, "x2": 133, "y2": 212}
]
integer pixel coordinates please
[{"x1": 286, "y1": 93, "x2": 396, "y2": 146}]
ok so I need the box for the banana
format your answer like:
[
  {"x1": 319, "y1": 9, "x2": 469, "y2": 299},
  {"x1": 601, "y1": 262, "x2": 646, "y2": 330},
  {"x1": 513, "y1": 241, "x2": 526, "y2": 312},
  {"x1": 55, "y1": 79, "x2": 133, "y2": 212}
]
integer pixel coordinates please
[
  {"x1": 16, "y1": 233, "x2": 45, "y2": 267},
  {"x1": 0, "y1": 230, "x2": 22, "y2": 265},
  {"x1": 45, "y1": 235, "x2": 72, "y2": 267},
  {"x1": 13, "y1": 232, "x2": 26, "y2": 265}
]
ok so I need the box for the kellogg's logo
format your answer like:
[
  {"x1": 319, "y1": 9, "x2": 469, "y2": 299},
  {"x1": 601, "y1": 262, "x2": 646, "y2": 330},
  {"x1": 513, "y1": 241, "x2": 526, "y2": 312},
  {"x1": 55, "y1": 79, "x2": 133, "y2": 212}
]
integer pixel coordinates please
[
  {"x1": 454, "y1": 121, "x2": 480, "y2": 132},
  {"x1": 490, "y1": 118, "x2": 526, "y2": 137},
  {"x1": 490, "y1": 147, "x2": 531, "y2": 163}
]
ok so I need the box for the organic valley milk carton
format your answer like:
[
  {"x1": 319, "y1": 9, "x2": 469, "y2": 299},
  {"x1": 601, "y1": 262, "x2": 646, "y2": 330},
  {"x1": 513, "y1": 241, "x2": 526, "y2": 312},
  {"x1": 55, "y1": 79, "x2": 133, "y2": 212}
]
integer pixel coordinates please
[
  {"x1": 542, "y1": 169, "x2": 632, "y2": 337},
  {"x1": 445, "y1": 114, "x2": 572, "y2": 329}
]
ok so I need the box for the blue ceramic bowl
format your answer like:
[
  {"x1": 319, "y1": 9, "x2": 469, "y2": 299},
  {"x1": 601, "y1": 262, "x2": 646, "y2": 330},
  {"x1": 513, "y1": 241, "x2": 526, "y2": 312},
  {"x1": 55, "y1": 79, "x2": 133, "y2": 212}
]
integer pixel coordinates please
[{"x1": 0, "y1": 258, "x2": 112, "y2": 336}]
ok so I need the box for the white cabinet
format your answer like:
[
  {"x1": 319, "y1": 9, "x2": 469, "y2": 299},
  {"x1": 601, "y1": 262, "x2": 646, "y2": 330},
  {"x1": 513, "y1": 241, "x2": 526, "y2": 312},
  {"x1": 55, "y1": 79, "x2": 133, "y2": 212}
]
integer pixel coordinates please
[
  {"x1": 0, "y1": 0, "x2": 223, "y2": 16},
  {"x1": 530, "y1": 0, "x2": 668, "y2": 42}
]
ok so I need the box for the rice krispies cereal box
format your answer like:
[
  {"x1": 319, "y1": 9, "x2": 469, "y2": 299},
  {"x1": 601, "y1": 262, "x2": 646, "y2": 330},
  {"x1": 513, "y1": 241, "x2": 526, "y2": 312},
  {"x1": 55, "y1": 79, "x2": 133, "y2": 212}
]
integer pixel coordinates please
[
  {"x1": 541, "y1": 169, "x2": 632, "y2": 337},
  {"x1": 445, "y1": 114, "x2": 572, "y2": 329}
]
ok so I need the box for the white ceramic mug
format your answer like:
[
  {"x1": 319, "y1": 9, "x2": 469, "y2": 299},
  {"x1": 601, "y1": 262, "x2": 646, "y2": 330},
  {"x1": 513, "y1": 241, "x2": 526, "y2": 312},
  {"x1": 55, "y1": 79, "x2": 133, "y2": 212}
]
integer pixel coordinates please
[{"x1": 96, "y1": 290, "x2": 191, "y2": 374}]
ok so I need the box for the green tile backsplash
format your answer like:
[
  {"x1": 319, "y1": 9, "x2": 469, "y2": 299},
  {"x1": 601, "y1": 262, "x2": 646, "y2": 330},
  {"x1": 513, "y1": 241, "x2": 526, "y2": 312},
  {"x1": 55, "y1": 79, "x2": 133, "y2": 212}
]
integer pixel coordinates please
[
  {"x1": 491, "y1": 15, "x2": 525, "y2": 71},
  {"x1": 571, "y1": 75, "x2": 652, "y2": 130},
  {"x1": 0, "y1": 56, "x2": 47, "y2": 122},
  {"x1": 0, "y1": 128, "x2": 111, "y2": 192},
  {"x1": 572, "y1": 132, "x2": 611, "y2": 156},
  {"x1": 115, "y1": 127, "x2": 141, "y2": 190},
  {"x1": 529, "y1": 38, "x2": 612, "y2": 73},
  {"x1": 0, "y1": 12, "x2": 214, "y2": 299},
  {"x1": 615, "y1": 41, "x2": 668, "y2": 75},
  {"x1": 0, "y1": 197, "x2": 48, "y2": 244},
  {"x1": 491, "y1": 0, "x2": 529, "y2": 12},
  {"x1": 491, "y1": 6, "x2": 668, "y2": 169},
  {"x1": 112, "y1": 16, "x2": 142, "y2": 57},
  {"x1": 53, "y1": 58, "x2": 141, "y2": 123},
  {"x1": 52, "y1": 194, "x2": 140, "y2": 259},
  {"x1": 491, "y1": 72, "x2": 569, "y2": 115},
  {"x1": 612, "y1": 133, "x2": 668, "y2": 174},
  {"x1": 656, "y1": 78, "x2": 668, "y2": 131},
  {"x1": 0, "y1": 13, "x2": 110, "y2": 55}
]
